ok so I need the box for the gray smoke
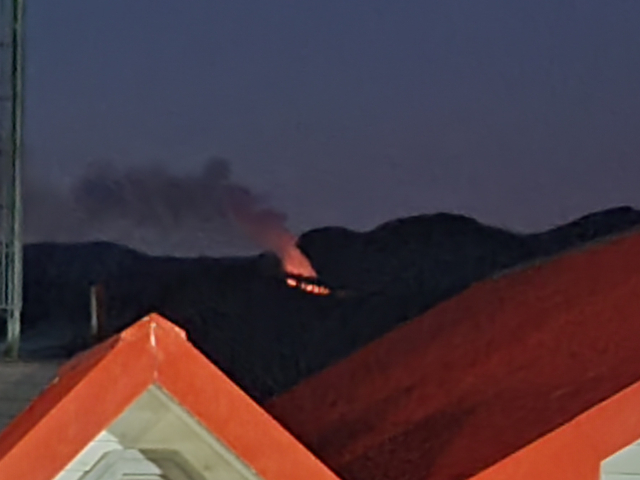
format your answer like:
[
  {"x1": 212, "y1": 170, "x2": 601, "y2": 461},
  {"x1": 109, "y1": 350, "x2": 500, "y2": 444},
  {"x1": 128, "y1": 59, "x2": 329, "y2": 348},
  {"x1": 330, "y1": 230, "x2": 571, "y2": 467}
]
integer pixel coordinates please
[{"x1": 24, "y1": 157, "x2": 291, "y2": 257}]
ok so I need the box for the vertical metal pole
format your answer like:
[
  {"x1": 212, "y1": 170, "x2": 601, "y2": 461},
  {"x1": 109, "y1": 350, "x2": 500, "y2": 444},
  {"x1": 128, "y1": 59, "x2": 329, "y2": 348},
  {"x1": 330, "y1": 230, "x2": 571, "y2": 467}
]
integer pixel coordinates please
[
  {"x1": 2, "y1": 0, "x2": 23, "y2": 359},
  {"x1": 90, "y1": 285, "x2": 98, "y2": 342}
]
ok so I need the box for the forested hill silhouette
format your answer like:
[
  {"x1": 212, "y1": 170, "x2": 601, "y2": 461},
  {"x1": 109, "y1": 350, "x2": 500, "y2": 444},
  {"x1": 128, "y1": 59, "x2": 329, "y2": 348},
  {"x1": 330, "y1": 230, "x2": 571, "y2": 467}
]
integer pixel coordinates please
[{"x1": 12, "y1": 206, "x2": 640, "y2": 401}]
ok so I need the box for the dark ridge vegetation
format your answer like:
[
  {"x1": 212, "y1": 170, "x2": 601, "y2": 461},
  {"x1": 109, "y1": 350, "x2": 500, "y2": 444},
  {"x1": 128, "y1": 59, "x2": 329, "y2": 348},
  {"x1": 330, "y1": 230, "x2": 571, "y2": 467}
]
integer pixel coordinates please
[{"x1": 10, "y1": 206, "x2": 640, "y2": 402}]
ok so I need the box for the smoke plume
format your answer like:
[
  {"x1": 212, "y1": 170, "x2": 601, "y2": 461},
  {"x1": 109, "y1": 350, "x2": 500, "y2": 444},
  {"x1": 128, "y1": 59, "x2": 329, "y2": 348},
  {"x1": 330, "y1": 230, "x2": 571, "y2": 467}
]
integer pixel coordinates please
[
  {"x1": 222, "y1": 183, "x2": 317, "y2": 276},
  {"x1": 24, "y1": 157, "x2": 314, "y2": 269}
]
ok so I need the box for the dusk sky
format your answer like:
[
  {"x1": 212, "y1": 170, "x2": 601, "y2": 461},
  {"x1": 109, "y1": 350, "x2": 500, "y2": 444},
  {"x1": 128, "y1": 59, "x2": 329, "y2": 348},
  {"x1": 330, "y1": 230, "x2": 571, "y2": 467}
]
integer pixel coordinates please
[{"x1": 23, "y1": 1, "x2": 640, "y2": 254}]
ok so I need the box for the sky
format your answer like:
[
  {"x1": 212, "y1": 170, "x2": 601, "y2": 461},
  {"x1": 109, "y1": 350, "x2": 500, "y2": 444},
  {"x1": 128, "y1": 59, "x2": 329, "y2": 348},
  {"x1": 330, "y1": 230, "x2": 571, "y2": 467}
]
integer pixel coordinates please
[{"x1": 21, "y1": 0, "x2": 640, "y2": 255}]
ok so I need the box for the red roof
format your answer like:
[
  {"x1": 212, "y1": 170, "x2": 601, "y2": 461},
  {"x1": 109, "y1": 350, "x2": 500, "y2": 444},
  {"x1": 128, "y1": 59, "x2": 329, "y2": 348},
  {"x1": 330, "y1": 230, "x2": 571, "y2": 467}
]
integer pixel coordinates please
[
  {"x1": 266, "y1": 231, "x2": 640, "y2": 480},
  {"x1": 0, "y1": 314, "x2": 340, "y2": 480}
]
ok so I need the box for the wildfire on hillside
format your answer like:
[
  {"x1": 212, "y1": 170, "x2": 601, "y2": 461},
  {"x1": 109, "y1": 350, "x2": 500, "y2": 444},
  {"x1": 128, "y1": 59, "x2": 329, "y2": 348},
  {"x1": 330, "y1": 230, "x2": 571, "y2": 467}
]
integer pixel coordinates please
[
  {"x1": 285, "y1": 275, "x2": 331, "y2": 296},
  {"x1": 222, "y1": 183, "x2": 333, "y2": 296}
]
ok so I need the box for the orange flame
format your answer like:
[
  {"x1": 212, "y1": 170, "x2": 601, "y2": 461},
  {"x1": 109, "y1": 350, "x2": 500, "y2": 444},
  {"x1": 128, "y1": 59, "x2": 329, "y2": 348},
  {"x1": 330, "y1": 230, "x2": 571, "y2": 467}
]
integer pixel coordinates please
[
  {"x1": 223, "y1": 184, "x2": 317, "y2": 278},
  {"x1": 285, "y1": 276, "x2": 330, "y2": 296},
  {"x1": 278, "y1": 237, "x2": 317, "y2": 277}
]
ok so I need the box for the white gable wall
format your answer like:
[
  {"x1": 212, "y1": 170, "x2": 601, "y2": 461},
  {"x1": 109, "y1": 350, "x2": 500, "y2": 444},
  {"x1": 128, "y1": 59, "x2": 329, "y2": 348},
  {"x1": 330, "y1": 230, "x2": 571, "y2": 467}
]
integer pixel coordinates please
[
  {"x1": 601, "y1": 439, "x2": 640, "y2": 479},
  {"x1": 53, "y1": 431, "x2": 123, "y2": 480},
  {"x1": 54, "y1": 385, "x2": 264, "y2": 480}
]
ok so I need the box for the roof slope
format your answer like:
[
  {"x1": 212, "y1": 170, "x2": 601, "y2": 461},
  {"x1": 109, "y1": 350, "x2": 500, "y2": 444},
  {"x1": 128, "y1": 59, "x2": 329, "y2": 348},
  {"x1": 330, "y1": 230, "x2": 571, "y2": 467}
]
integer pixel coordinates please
[
  {"x1": 266, "y1": 230, "x2": 640, "y2": 480},
  {"x1": 0, "y1": 314, "x2": 339, "y2": 480}
]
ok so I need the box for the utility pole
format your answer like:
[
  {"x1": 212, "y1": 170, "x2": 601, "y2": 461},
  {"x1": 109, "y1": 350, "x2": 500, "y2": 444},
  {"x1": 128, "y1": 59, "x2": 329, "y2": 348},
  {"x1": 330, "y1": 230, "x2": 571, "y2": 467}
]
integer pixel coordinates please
[{"x1": 0, "y1": 0, "x2": 24, "y2": 360}]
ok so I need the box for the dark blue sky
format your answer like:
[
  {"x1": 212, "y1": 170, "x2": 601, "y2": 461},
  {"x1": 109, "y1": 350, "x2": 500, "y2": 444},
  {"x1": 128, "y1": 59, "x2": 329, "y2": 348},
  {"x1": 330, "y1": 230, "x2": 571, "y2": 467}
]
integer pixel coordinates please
[{"x1": 24, "y1": 0, "x2": 640, "y2": 242}]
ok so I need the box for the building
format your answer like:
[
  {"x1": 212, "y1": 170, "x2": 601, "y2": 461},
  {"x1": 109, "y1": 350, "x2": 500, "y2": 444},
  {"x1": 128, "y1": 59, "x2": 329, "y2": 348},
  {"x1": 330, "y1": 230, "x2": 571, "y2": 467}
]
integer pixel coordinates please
[
  {"x1": 3, "y1": 231, "x2": 640, "y2": 479},
  {"x1": 266, "y1": 230, "x2": 640, "y2": 480},
  {"x1": 0, "y1": 314, "x2": 338, "y2": 480}
]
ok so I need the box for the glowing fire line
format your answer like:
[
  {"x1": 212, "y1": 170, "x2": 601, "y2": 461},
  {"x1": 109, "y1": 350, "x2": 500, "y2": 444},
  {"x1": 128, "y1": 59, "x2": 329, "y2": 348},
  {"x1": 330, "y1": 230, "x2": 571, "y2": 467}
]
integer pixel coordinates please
[
  {"x1": 221, "y1": 183, "x2": 328, "y2": 294},
  {"x1": 285, "y1": 276, "x2": 331, "y2": 296}
]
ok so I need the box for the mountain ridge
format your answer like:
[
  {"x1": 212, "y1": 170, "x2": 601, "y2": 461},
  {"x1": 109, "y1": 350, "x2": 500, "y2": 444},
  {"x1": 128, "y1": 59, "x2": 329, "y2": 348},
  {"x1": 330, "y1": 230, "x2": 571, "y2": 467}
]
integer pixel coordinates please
[{"x1": 8, "y1": 205, "x2": 640, "y2": 401}]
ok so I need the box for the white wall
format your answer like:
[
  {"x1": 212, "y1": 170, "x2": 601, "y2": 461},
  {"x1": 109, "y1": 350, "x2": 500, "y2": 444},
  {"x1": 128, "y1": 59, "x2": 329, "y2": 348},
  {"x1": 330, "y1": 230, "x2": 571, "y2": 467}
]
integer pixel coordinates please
[{"x1": 602, "y1": 440, "x2": 640, "y2": 479}]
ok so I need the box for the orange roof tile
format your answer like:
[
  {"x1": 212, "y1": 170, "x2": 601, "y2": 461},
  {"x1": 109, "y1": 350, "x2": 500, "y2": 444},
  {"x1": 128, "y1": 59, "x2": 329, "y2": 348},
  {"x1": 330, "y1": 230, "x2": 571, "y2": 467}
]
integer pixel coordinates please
[
  {"x1": 0, "y1": 314, "x2": 339, "y2": 480},
  {"x1": 267, "y1": 231, "x2": 640, "y2": 480}
]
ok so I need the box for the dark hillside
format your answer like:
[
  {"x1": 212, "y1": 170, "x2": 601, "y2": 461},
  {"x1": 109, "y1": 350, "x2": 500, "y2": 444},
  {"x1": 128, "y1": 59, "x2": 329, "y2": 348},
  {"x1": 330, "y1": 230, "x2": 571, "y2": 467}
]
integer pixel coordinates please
[{"x1": 9, "y1": 206, "x2": 640, "y2": 401}]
